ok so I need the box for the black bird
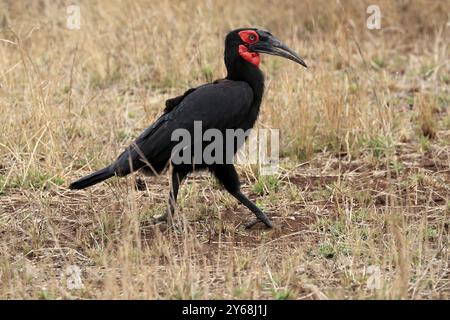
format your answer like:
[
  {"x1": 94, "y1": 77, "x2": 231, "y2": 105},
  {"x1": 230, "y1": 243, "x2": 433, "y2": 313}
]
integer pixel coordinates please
[{"x1": 69, "y1": 28, "x2": 307, "y2": 228}]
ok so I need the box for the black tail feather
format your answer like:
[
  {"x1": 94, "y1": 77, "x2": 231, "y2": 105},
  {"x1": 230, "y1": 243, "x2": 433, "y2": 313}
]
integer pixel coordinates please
[{"x1": 69, "y1": 166, "x2": 115, "y2": 190}]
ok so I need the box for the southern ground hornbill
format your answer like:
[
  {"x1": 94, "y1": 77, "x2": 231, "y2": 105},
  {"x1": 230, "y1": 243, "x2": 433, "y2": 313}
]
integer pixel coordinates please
[{"x1": 69, "y1": 28, "x2": 307, "y2": 228}]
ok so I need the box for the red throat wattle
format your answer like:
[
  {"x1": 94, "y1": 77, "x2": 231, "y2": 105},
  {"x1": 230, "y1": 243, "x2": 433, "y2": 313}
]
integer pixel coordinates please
[
  {"x1": 239, "y1": 45, "x2": 260, "y2": 67},
  {"x1": 238, "y1": 30, "x2": 261, "y2": 67}
]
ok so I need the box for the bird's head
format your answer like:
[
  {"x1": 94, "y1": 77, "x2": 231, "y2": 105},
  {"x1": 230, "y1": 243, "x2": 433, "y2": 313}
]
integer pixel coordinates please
[{"x1": 225, "y1": 28, "x2": 307, "y2": 69}]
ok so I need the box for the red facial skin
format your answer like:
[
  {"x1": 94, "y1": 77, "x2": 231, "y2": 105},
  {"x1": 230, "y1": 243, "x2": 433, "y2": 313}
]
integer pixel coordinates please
[{"x1": 238, "y1": 30, "x2": 260, "y2": 67}]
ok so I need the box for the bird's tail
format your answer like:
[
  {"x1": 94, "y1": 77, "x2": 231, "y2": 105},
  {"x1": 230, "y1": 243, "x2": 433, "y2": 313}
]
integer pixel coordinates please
[{"x1": 69, "y1": 166, "x2": 115, "y2": 190}]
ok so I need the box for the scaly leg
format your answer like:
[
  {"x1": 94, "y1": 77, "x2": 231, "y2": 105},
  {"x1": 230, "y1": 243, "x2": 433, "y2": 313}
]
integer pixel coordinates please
[
  {"x1": 212, "y1": 164, "x2": 273, "y2": 229},
  {"x1": 153, "y1": 168, "x2": 187, "y2": 224}
]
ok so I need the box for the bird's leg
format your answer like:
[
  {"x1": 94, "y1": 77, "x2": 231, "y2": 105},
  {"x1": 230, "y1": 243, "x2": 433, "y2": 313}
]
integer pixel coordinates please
[
  {"x1": 212, "y1": 164, "x2": 273, "y2": 229},
  {"x1": 231, "y1": 191, "x2": 273, "y2": 229},
  {"x1": 153, "y1": 169, "x2": 186, "y2": 225},
  {"x1": 166, "y1": 170, "x2": 181, "y2": 226}
]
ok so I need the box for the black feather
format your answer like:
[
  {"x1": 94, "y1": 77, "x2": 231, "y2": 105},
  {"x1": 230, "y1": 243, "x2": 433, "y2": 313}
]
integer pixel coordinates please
[{"x1": 69, "y1": 166, "x2": 114, "y2": 190}]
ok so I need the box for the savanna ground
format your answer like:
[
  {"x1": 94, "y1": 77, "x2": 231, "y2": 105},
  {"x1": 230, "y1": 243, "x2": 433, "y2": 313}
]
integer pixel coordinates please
[{"x1": 0, "y1": 0, "x2": 449, "y2": 299}]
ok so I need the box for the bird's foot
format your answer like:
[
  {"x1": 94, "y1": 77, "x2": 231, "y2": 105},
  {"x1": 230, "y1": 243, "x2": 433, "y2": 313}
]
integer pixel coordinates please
[
  {"x1": 151, "y1": 211, "x2": 184, "y2": 233},
  {"x1": 151, "y1": 212, "x2": 168, "y2": 225},
  {"x1": 167, "y1": 221, "x2": 184, "y2": 234},
  {"x1": 134, "y1": 177, "x2": 147, "y2": 191},
  {"x1": 244, "y1": 215, "x2": 273, "y2": 229}
]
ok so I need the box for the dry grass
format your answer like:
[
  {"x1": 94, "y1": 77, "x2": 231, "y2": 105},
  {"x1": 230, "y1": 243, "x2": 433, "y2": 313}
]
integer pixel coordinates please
[{"x1": 0, "y1": 0, "x2": 449, "y2": 299}]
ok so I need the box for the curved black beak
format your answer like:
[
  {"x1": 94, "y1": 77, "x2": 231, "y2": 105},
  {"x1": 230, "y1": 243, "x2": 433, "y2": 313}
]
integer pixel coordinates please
[{"x1": 249, "y1": 34, "x2": 307, "y2": 68}]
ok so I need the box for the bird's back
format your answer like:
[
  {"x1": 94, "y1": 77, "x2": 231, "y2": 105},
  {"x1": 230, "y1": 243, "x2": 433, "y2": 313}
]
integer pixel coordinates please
[{"x1": 113, "y1": 80, "x2": 255, "y2": 176}]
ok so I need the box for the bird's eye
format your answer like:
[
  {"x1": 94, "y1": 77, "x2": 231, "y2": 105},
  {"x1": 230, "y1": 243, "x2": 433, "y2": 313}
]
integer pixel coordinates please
[{"x1": 238, "y1": 30, "x2": 259, "y2": 44}]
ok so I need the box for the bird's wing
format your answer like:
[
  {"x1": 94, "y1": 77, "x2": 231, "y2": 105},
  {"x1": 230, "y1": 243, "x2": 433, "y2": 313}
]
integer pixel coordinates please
[
  {"x1": 163, "y1": 79, "x2": 226, "y2": 113},
  {"x1": 163, "y1": 88, "x2": 197, "y2": 113},
  {"x1": 114, "y1": 80, "x2": 254, "y2": 174}
]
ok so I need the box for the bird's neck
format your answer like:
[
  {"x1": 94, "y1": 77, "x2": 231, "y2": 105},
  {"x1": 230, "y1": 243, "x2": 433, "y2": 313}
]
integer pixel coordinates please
[
  {"x1": 225, "y1": 58, "x2": 265, "y2": 130},
  {"x1": 225, "y1": 59, "x2": 265, "y2": 102}
]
